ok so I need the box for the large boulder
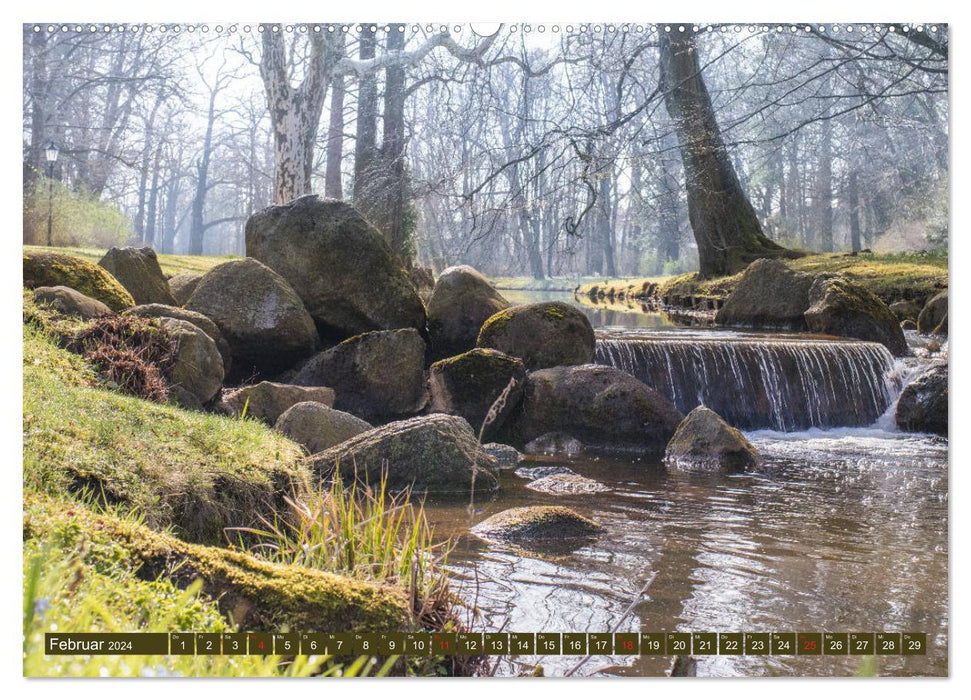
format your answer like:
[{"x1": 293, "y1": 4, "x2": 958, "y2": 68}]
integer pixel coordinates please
[
  {"x1": 168, "y1": 273, "x2": 203, "y2": 306},
  {"x1": 125, "y1": 304, "x2": 231, "y2": 374},
  {"x1": 471, "y1": 506, "x2": 604, "y2": 544},
  {"x1": 715, "y1": 258, "x2": 814, "y2": 330},
  {"x1": 804, "y1": 276, "x2": 908, "y2": 356},
  {"x1": 245, "y1": 195, "x2": 426, "y2": 339},
  {"x1": 185, "y1": 258, "x2": 317, "y2": 376},
  {"x1": 917, "y1": 291, "x2": 948, "y2": 335},
  {"x1": 890, "y1": 300, "x2": 922, "y2": 323},
  {"x1": 274, "y1": 401, "x2": 372, "y2": 454},
  {"x1": 313, "y1": 414, "x2": 499, "y2": 495},
  {"x1": 98, "y1": 246, "x2": 177, "y2": 306},
  {"x1": 477, "y1": 301, "x2": 595, "y2": 371},
  {"x1": 505, "y1": 364, "x2": 684, "y2": 455},
  {"x1": 427, "y1": 265, "x2": 510, "y2": 359},
  {"x1": 32, "y1": 286, "x2": 110, "y2": 319},
  {"x1": 218, "y1": 381, "x2": 335, "y2": 425},
  {"x1": 896, "y1": 364, "x2": 947, "y2": 436},
  {"x1": 664, "y1": 406, "x2": 760, "y2": 473},
  {"x1": 23, "y1": 251, "x2": 134, "y2": 311},
  {"x1": 157, "y1": 318, "x2": 225, "y2": 407},
  {"x1": 427, "y1": 348, "x2": 525, "y2": 440},
  {"x1": 292, "y1": 329, "x2": 426, "y2": 423}
]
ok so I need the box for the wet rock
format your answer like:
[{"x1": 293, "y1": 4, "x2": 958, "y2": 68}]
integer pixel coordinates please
[
  {"x1": 483, "y1": 443, "x2": 523, "y2": 469},
  {"x1": 313, "y1": 414, "x2": 499, "y2": 495},
  {"x1": 274, "y1": 401, "x2": 372, "y2": 454},
  {"x1": 917, "y1": 291, "x2": 948, "y2": 334},
  {"x1": 245, "y1": 195, "x2": 426, "y2": 339},
  {"x1": 218, "y1": 381, "x2": 335, "y2": 425},
  {"x1": 507, "y1": 364, "x2": 684, "y2": 455},
  {"x1": 524, "y1": 432, "x2": 584, "y2": 458},
  {"x1": 896, "y1": 363, "x2": 947, "y2": 436},
  {"x1": 514, "y1": 465, "x2": 578, "y2": 480},
  {"x1": 24, "y1": 251, "x2": 134, "y2": 311},
  {"x1": 98, "y1": 246, "x2": 177, "y2": 306},
  {"x1": 126, "y1": 303, "x2": 232, "y2": 374},
  {"x1": 804, "y1": 275, "x2": 907, "y2": 357},
  {"x1": 714, "y1": 258, "x2": 814, "y2": 330},
  {"x1": 168, "y1": 273, "x2": 202, "y2": 306},
  {"x1": 32, "y1": 286, "x2": 110, "y2": 319},
  {"x1": 667, "y1": 656, "x2": 698, "y2": 677},
  {"x1": 185, "y1": 258, "x2": 317, "y2": 377},
  {"x1": 471, "y1": 506, "x2": 605, "y2": 543},
  {"x1": 664, "y1": 406, "x2": 759, "y2": 473},
  {"x1": 890, "y1": 299, "x2": 922, "y2": 322},
  {"x1": 525, "y1": 473, "x2": 609, "y2": 495},
  {"x1": 934, "y1": 312, "x2": 948, "y2": 337},
  {"x1": 902, "y1": 319, "x2": 918, "y2": 331},
  {"x1": 477, "y1": 301, "x2": 595, "y2": 371},
  {"x1": 158, "y1": 318, "x2": 225, "y2": 406},
  {"x1": 428, "y1": 348, "x2": 525, "y2": 440},
  {"x1": 293, "y1": 329, "x2": 426, "y2": 423},
  {"x1": 427, "y1": 265, "x2": 510, "y2": 359}
]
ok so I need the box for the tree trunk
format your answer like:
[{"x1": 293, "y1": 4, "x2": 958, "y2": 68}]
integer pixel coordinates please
[
  {"x1": 381, "y1": 25, "x2": 409, "y2": 256},
  {"x1": 817, "y1": 117, "x2": 834, "y2": 252},
  {"x1": 324, "y1": 72, "x2": 346, "y2": 199},
  {"x1": 659, "y1": 30, "x2": 799, "y2": 277},
  {"x1": 352, "y1": 27, "x2": 378, "y2": 201},
  {"x1": 848, "y1": 170, "x2": 862, "y2": 253}
]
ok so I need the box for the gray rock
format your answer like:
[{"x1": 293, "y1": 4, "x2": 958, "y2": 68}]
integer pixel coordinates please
[
  {"x1": 896, "y1": 363, "x2": 947, "y2": 436},
  {"x1": 125, "y1": 303, "x2": 232, "y2": 374},
  {"x1": 715, "y1": 258, "x2": 814, "y2": 330},
  {"x1": 218, "y1": 381, "x2": 335, "y2": 425},
  {"x1": 804, "y1": 275, "x2": 908, "y2": 356},
  {"x1": 524, "y1": 432, "x2": 584, "y2": 458},
  {"x1": 471, "y1": 506, "x2": 605, "y2": 543},
  {"x1": 664, "y1": 406, "x2": 759, "y2": 473},
  {"x1": 185, "y1": 258, "x2": 318, "y2": 376},
  {"x1": 918, "y1": 291, "x2": 948, "y2": 335},
  {"x1": 890, "y1": 299, "x2": 922, "y2": 322},
  {"x1": 293, "y1": 329, "x2": 426, "y2": 423},
  {"x1": 477, "y1": 301, "x2": 595, "y2": 371},
  {"x1": 168, "y1": 273, "x2": 203, "y2": 306},
  {"x1": 245, "y1": 195, "x2": 426, "y2": 339},
  {"x1": 98, "y1": 246, "x2": 177, "y2": 306},
  {"x1": 32, "y1": 285, "x2": 111, "y2": 319},
  {"x1": 483, "y1": 443, "x2": 523, "y2": 469},
  {"x1": 157, "y1": 318, "x2": 225, "y2": 406},
  {"x1": 274, "y1": 401, "x2": 372, "y2": 454},
  {"x1": 427, "y1": 265, "x2": 510, "y2": 360},
  {"x1": 313, "y1": 414, "x2": 499, "y2": 495},
  {"x1": 525, "y1": 473, "x2": 610, "y2": 495},
  {"x1": 515, "y1": 465, "x2": 577, "y2": 480}
]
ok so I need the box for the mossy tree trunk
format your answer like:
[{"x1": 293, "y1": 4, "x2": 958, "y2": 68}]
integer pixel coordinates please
[{"x1": 659, "y1": 30, "x2": 801, "y2": 278}]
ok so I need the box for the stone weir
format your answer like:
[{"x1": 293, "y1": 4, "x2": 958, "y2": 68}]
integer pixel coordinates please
[{"x1": 595, "y1": 330, "x2": 902, "y2": 431}]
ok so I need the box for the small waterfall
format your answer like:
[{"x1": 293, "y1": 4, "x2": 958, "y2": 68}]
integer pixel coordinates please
[{"x1": 595, "y1": 332, "x2": 903, "y2": 431}]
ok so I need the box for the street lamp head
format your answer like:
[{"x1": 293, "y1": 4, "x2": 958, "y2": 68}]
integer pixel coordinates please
[{"x1": 45, "y1": 141, "x2": 58, "y2": 163}]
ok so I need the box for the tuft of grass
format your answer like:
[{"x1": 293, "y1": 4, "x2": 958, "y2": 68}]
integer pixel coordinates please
[{"x1": 25, "y1": 245, "x2": 236, "y2": 278}]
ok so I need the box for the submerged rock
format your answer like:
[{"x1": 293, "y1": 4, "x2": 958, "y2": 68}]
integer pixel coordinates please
[
  {"x1": 274, "y1": 401, "x2": 372, "y2": 454},
  {"x1": 918, "y1": 291, "x2": 948, "y2": 335},
  {"x1": 714, "y1": 258, "x2": 814, "y2": 330},
  {"x1": 483, "y1": 443, "x2": 523, "y2": 469},
  {"x1": 313, "y1": 414, "x2": 499, "y2": 495},
  {"x1": 98, "y1": 246, "x2": 177, "y2": 306},
  {"x1": 471, "y1": 506, "x2": 605, "y2": 542},
  {"x1": 524, "y1": 432, "x2": 584, "y2": 458},
  {"x1": 477, "y1": 301, "x2": 595, "y2": 371},
  {"x1": 168, "y1": 273, "x2": 203, "y2": 306},
  {"x1": 24, "y1": 251, "x2": 134, "y2": 311},
  {"x1": 665, "y1": 406, "x2": 759, "y2": 473},
  {"x1": 126, "y1": 303, "x2": 232, "y2": 374},
  {"x1": 804, "y1": 275, "x2": 908, "y2": 357},
  {"x1": 32, "y1": 285, "x2": 110, "y2": 319},
  {"x1": 293, "y1": 328, "x2": 426, "y2": 423},
  {"x1": 245, "y1": 195, "x2": 426, "y2": 339},
  {"x1": 218, "y1": 381, "x2": 335, "y2": 425},
  {"x1": 427, "y1": 265, "x2": 510, "y2": 359},
  {"x1": 896, "y1": 363, "x2": 947, "y2": 436},
  {"x1": 525, "y1": 473, "x2": 609, "y2": 495},
  {"x1": 428, "y1": 348, "x2": 525, "y2": 440},
  {"x1": 514, "y1": 465, "x2": 578, "y2": 480},
  {"x1": 158, "y1": 318, "x2": 225, "y2": 407}
]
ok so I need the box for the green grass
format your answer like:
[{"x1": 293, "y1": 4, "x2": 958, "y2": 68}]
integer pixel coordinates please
[{"x1": 24, "y1": 245, "x2": 235, "y2": 277}]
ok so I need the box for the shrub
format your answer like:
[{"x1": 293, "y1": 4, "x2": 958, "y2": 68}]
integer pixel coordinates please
[{"x1": 23, "y1": 177, "x2": 132, "y2": 249}]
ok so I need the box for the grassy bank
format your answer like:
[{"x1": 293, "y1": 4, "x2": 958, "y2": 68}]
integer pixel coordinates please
[{"x1": 24, "y1": 245, "x2": 234, "y2": 277}]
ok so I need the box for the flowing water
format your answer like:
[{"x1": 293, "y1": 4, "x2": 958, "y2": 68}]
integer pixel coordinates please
[{"x1": 424, "y1": 291, "x2": 948, "y2": 677}]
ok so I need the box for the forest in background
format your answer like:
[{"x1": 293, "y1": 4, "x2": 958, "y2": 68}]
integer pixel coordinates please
[{"x1": 23, "y1": 23, "x2": 948, "y2": 279}]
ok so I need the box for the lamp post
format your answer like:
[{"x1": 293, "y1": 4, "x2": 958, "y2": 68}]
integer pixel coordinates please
[{"x1": 44, "y1": 141, "x2": 58, "y2": 247}]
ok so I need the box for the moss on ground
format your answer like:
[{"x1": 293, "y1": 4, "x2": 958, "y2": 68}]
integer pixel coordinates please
[{"x1": 24, "y1": 245, "x2": 236, "y2": 278}]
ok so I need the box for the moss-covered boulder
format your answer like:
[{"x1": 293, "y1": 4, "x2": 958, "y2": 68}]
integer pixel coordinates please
[
  {"x1": 505, "y1": 364, "x2": 684, "y2": 455},
  {"x1": 314, "y1": 414, "x2": 499, "y2": 495},
  {"x1": 158, "y1": 318, "x2": 225, "y2": 408},
  {"x1": 245, "y1": 195, "x2": 426, "y2": 340},
  {"x1": 23, "y1": 493, "x2": 411, "y2": 633},
  {"x1": 24, "y1": 251, "x2": 135, "y2": 311},
  {"x1": 168, "y1": 273, "x2": 203, "y2": 306},
  {"x1": 471, "y1": 506, "x2": 604, "y2": 544},
  {"x1": 428, "y1": 348, "x2": 525, "y2": 440},
  {"x1": 477, "y1": 301, "x2": 595, "y2": 371},
  {"x1": 126, "y1": 303, "x2": 231, "y2": 374},
  {"x1": 98, "y1": 246, "x2": 177, "y2": 306},
  {"x1": 186, "y1": 258, "x2": 318, "y2": 377},
  {"x1": 293, "y1": 329, "x2": 426, "y2": 423},
  {"x1": 274, "y1": 401, "x2": 372, "y2": 455},
  {"x1": 664, "y1": 406, "x2": 760, "y2": 473},
  {"x1": 896, "y1": 363, "x2": 947, "y2": 436},
  {"x1": 918, "y1": 291, "x2": 948, "y2": 335},
  {"x1": 218, "y1": 381, "x2": 336, "y2": 425},
  {"x1": 804, "y1": 275, "x2": 908, "y2": 356},
  {"x1": 427, "y1": 265, "x2": 510, "y2": 360},
  {"x1": 890, "y1": 299, "x2": 922, "y2": 323},
  {"x1": 714, "y1": 258, "x2": 814, "y2": 329},
  {"x1": 32, "y1": 286, "x2": 110, "y2": 320}
]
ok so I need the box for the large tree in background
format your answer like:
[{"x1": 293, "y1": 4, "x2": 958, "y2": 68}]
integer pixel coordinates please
[{"x1": 659, "y1": 29, "x2": 801, "y2": 277}]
